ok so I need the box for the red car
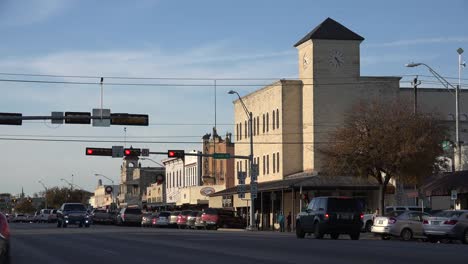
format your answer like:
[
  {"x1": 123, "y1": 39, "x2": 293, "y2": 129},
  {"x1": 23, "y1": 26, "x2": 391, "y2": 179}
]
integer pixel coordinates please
[
  {"x1": 176, "y1": 210, "x2": 192, "y2": 229},
  {"x1": 0, "y1": 212, "x2": 10, "y2": 264},
  {"x1": 201, "y1": 208, "x2": 245, "y2": 230}
]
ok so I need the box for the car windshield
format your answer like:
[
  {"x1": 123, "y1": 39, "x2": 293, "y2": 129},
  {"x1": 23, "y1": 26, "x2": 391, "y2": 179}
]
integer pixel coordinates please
[
  {"x1": 327, "y1": 198, "x2": 363, "y2": 212},
  {"x1": 181, "y1": 211, "x2": 192, "y2": 216},
  {"x1": 125, "y1": 208, "x2": 142, "y2": 214},
  {"x1": 159, "y1": 212, "x2": 171, "y2": 217},
  {"x1": 63, "y1": 204, "x2": 86, "y2": 211},
  {"x1": 435, "y1": 210, "x2": 467, "y2": 218},
  {"x1": 204, "y1": 208, "x2": 218, "y2": 215},
  {"x1": 385, "y1": 211, "x2": 406, "y2": 217},
  {"x1": 171, "y1": 211, "x2": 181, "y2": 216}
]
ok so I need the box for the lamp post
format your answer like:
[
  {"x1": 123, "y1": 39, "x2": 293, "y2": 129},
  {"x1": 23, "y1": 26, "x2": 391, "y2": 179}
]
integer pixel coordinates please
[
  {"x1": 228, "y1": 90, "x2": 255, "y2": 230},
  {"x1": 60, "y1": 178, "x2": 83, "y2": 190},
  {"x1": 140, "y1": 157, "x2": 165, "y2": 167},
  {"x1": 405, "y1": 54, "x2": 463, "y2": 171},
  {"x1": 38, "y1": 180, "x2": 48, "y2": 209}
]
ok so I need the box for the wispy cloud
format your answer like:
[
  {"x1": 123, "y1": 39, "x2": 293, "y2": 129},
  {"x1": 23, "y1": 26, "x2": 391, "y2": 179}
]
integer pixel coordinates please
[
  {"x1": 0, "y1": 0, "x2": 72, "y2": 27},
  {"x1": 366, "y1": 37, "x2": 468, "y2": 48}
]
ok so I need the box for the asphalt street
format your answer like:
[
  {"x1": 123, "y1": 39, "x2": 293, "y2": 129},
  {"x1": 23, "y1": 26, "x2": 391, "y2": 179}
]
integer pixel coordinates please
[{"x1": 9, "y1": 223, "x2": 468, "y2": 264}]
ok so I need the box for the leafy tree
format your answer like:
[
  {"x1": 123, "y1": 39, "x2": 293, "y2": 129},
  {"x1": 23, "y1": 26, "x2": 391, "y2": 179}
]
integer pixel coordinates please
[
  {"x1": 45, "y1": 187, "x2": 93, "y2": 209},
  {"x1": 320, "y1": 100, "x2": 448, "y2": 214},
  {"x1": 15, "y1": 198, "x2": 35, "y2": 214}
]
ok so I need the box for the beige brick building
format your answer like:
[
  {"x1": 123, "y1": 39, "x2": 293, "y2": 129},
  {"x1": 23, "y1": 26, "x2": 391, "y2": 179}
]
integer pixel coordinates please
[{"x1": 212, "y1": 17, "x2": 467, "y2": 229}]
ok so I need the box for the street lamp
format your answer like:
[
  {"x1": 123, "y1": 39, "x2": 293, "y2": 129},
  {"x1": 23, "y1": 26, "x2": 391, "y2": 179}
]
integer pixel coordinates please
[
  {"x1": 38, "y1": 180, "x2": 48, "y2": 209},
  {"x1": 228, "y1": 90, "x2": 255, "y2": 230},
  {"x1": 60, "y1": 178, "x2": 84, "y2": 190},
  {"x1": 405, "y1": 50, "x2": 464, "y2": 170},
  {"x1": 140, "y1": 157, "x2": 165, "y2": 167},
  {"x1": 94, "y1": 173, "x2": 115, "y2": 185}
]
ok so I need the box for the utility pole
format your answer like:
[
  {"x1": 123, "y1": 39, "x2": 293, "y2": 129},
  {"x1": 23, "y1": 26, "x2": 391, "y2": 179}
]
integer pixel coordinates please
[
  {"x1": 457, "y1": 48, "x2": 464, "y2": 170},
  {"x1": 412, "y1": 76, "x2": 421, "y2": 115}
]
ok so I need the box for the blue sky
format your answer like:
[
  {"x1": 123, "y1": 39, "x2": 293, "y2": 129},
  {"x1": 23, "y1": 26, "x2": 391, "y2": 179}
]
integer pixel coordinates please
[{"x1": 1, "y1": 0, "x2": 467, "y2": 195}]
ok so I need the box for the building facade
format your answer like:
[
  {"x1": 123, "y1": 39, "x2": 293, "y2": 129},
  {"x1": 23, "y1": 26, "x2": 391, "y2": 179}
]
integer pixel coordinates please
[
  {"x1": 92, "y1": 180, "x2": 119, "y2": 209},
  {"x1": 202, "y1": 130, "x2": 235, "y2": 189},
  {"x1": 163, "y1": 157, "x2": 185, "y2": 205}
]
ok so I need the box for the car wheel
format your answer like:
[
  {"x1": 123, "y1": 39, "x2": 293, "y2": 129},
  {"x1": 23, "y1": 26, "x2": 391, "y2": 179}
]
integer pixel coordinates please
[
  {"x1": 314, "y1": 223, "x2": 324, "y2": 239},
  {"x1": 462, "y1": 229, "x2": 468, "y2": 244},
  {"x1": 57, "y1": 221, "x2": 62, "y2": 228},
  {"x1": 365, "y1": 221, "x2": 373, "y2": 233},
  {"x1": 400, "y1": 228, "x2": 413, "y2": 241},
  {"x1": 350, "y1": 232, "x2": 360, "y2": 240},
  {"x1": 427, "y1": 236, "x2": 439, "y2": 243},
  {"x1": 330, "y1": 233, "x2": 339, "y2": 240},
  {"x1": 295, "y1": 222, "x2": 305, "y2": 239}
]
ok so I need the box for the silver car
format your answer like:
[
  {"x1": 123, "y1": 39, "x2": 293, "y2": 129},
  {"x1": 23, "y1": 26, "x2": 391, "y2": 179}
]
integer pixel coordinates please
[
  {"x1": 423, "y1": 210, "x2": 468, "y2": 243},
  {"x1": 372, "y1": 211, "x2": 430, "y2": 241},
  {"x1": 155, "y1": 211, "x2": 171, "y2": 227}
]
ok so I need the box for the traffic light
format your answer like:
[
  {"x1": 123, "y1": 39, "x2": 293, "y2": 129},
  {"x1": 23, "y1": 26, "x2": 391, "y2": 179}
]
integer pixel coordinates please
[
  {"x1": 0, "y1": 112, "x2": 22, "y2": 125},
  {"x1": 65, "y1": 112, "x2": 91, "y2": 124},
  {"x1": 111, "y1": 113, "x2": 149, "y2": 126},
  {"x1": 86, "y1": 147, "x2": 112, "y2": 156},
  {"x1": 105, "y1": 186, "x2": 113, "y2": 194},
  {"x1": 168, "y1": 150, "x2": 185, "y2": 159},
  {"x1": 124, "y1": 148, "x2": 141, "y2": 156}
]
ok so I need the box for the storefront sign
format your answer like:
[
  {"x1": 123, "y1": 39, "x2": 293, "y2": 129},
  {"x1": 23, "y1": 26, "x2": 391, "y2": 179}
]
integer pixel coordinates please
[
  {"x1": 200, "y1": 187, "x2": 216, "y2": 196},
  {"x1": 222, "y1": 195, "x2": 233, "y2": 208}
]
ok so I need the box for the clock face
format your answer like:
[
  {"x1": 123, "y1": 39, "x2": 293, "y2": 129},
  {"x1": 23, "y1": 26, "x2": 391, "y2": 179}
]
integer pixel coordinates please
[
  {"x1": 303, "y1": 52, "x2": 311, "y2": 69},
  {"x1": 328, "y1": 50, "x2": 344, "y2": 69}
]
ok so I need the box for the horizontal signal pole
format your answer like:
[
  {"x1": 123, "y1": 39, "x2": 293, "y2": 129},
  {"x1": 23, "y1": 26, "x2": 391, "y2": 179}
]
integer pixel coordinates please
[{"x1": 149, "y1": 151, "x2": 250, "y2": 160}]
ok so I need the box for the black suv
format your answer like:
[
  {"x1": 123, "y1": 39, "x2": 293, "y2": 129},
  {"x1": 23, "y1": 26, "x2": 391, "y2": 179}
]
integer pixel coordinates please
[
  {"x1": 57, "y1": 203, "x2": 90, "y2": 228},
  {"x1": 296, "y1": 197, "x2": 363, "y2": 240}
]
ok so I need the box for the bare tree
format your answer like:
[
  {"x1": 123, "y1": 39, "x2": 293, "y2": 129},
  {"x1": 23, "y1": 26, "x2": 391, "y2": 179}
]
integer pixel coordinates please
[{"x1": 321, "y1": 99, "x2": 448, "y2": 214}]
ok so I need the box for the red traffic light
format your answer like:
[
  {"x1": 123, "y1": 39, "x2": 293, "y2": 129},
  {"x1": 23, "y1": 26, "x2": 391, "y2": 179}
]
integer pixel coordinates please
[
  {"x1": 167, "y1": 150, "x2": 184, "y2": 159},
  {"x1": 124, "y1": 148, "x2": 141, "y2": 156},
  {"x1": 86, "y1": 147, "x2": 112, "y2": 156}
]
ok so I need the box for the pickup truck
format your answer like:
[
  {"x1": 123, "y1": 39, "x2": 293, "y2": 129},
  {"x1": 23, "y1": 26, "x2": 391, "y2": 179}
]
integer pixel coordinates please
[{"x1": 57, "y1": 203, "x2": 91, "y2": 228}]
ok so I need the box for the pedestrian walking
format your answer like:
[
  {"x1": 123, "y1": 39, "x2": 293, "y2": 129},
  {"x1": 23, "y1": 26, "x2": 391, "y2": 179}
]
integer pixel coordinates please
[
  {"x1": 277, "y1": 211, "x2": 285, "y2": 232},
  {"x1": 286, "y1": 212, "x2": 292, "y2": 232},
  {"x1": 255, "y1": 210, "x2": 260, "y2": 229}
]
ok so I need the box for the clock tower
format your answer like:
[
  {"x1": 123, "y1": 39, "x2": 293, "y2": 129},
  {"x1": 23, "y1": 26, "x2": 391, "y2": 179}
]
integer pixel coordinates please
[{"x1": 294, "y1": 18, "x2": 365, "y2": 171}]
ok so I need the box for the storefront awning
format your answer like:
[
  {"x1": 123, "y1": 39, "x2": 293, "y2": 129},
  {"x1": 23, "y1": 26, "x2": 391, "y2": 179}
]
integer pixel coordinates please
[{"x1": 422, "y1": 170, "x2": 468, "y2": 196}]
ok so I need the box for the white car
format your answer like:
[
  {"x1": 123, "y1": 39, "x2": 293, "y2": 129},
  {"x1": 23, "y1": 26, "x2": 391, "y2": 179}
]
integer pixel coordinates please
[
  {"x1": 39, "y1": 209, "x2": 51, "y2": 223},
  {"x1": 362, "y1": 213, "x2": 375, "y2": 232}
]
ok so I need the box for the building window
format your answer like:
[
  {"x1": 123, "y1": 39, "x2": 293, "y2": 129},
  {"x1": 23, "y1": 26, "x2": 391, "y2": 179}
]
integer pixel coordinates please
[
  {"x1": 266, "y1": 113, "x2": 269, "y2": 132},
  {"x1": 239, "y1": 122, "x2": 242, "y2": 140},
  {"x1": 244, "y1": 160, "x2": 247, "y2": 174},
  {"x1": 263, "y1": 156, "x2": 265, "y2": 175},
  {"x1": 262, "y1": 114, "x2": 265, "y2": 133},
  {"x1": 272, "y1": 110, "x2": 276, "y2": 130},
  {"x1": 276, "y1": 109, "x2": 279, "y2": 129},
  {"x1": 267, "y1": 155, "x2": 270, "y2": 174},
  {"x1": 273, "y1": 153, "x2": 276, "y2": 173},
  {"x1": 253, "y1": 117, "x2": 256, "y2": 136},
  {"x1": 236, "y1": 123, "x2": 239, "y2": 141},
  {"x1": 277, "y1": 152, "x2": 280, "y2": 173},
  {"x1": 245, "y1": 121, "x2": 247, "y2": 139},
  {"x1": 257, "y1": 116, "x2": 260, "y2": 135}
]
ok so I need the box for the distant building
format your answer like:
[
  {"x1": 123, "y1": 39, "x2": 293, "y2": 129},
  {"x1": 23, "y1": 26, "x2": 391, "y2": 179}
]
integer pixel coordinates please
[
  {"x1": 202, "y1": 129, "x2": 235, "y2": 189},
  {"x1": 0, "y1": 193, "x2": 12, "y2": 213},
  {"x1": 92, "y1": 179, "x2": 119, "y2": 209},
  {"x1": 118, "y1": 153, "x2": 165, "y2": 208}
]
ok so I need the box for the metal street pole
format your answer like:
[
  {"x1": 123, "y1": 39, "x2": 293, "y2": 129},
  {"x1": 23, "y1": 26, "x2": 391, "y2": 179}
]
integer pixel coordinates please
[
  {"x1": 228, "y1": 90, "x2": 255, "y2": 230},
  {"x1": 457, "y1": 48, "x2": 464, "y2": 170},
  {"x1": 406, "y1": 59, "x2": 462, "y2": 170},
  {"x1": 38, "y1": 180, "x2": 48, "y2": 209}
]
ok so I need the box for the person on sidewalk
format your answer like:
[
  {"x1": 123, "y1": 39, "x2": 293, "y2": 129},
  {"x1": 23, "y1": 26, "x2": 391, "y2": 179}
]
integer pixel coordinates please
[
  {"x1": 255, "y1": 210, "x2": 260, "y2": 229},
  {"x1": 277, "y1": 211, "x2": 285, "y2": 232},
  {"x1": 286, "y1": 212, "x2": 292, "y2": 232}
]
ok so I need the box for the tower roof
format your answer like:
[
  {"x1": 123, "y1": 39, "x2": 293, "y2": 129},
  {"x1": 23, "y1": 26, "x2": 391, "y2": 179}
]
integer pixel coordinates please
[{"x1": 294, "y1": 17, "x2": 364, "y2": 47}]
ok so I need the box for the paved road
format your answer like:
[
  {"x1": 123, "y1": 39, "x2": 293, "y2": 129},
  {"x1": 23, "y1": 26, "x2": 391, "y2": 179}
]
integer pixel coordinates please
[{"x1": 9, "y1": 223, "x2": 468, "y2": 264}]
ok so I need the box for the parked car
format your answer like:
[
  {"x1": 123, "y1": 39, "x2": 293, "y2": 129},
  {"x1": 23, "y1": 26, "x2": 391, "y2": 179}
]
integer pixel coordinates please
[
  {"x1": 57, "y1": 203, "x2": 91, "y2": 228},
  {"x1": 169, "y1": 211, "x2": 181, "y2": 227},
  {"x1": 177, "y1": 210, "x2": 193, "y2": 229},
  {"x1": 295, "y1": 197, "x2": 364, "y2": 240},
  {"x1": 141, "y1": 213, "x2": 154, "y2": 227},
  {"x1": 186, "y1": 211, "x2": 201, "y2": 229},
  {"x1": 201, "y1": 208, "x2": 245, "y2": 230},
  {"x1": 92, "y1": 208, "x2": 115, "y2": 224},
  {"x1": 453, "y1": 211, "x2": 468, "y2": 244},
  {"x1": 423, "y1": 210, "x2": 468, "y2": 243},
  {"x1": 13, "y1": 214, "x2": 26, "y2": 223},
  {"x1": 372, "y1": 211, "x2": 430, "y2": 241},
  {"x1": 32, "y1": 210, "x2": 41, "y2": 223},
  {"x1": 194, "y1": 211, "x2": 205, "y2": 229},
  {"x1": 362, "y1": 213, "x2": 375, "y2": 232},
  {"x1": 39, "y1": 209, "x2": 52, "y2": 223},
  {"x1": 49, "y1": 209, "x2": 58, "y2": 223},
  {"x1": 155, "y1": 211, "x2": 171, "y2": 227},
  {"x1": 0, "y1": 213, "x2": 10, "y2": 264},
  {"x1": 116, "y1": 207, "x2": 142, "y2": 226}
]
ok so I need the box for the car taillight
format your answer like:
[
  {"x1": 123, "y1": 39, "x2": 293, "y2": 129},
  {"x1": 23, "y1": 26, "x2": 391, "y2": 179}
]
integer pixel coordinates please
[
  {"x1": 389, "y1": 217, "x2": 397, "y2": 224},
  {"x1": 423, "y1": 220, "x2": 429, "y2": 224},
  {"x1": 121, "y1": 214, "x2": 125, "y2": 220},
  {"x1": 443, "y1": 220, "x2": 458, "y2": 225},
  {"x1": 360, "y1": 214, "x2": 364, "y2": 219},
  {"x1": 324, "y1": 213, "x2": 329, "y2": 219}
]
